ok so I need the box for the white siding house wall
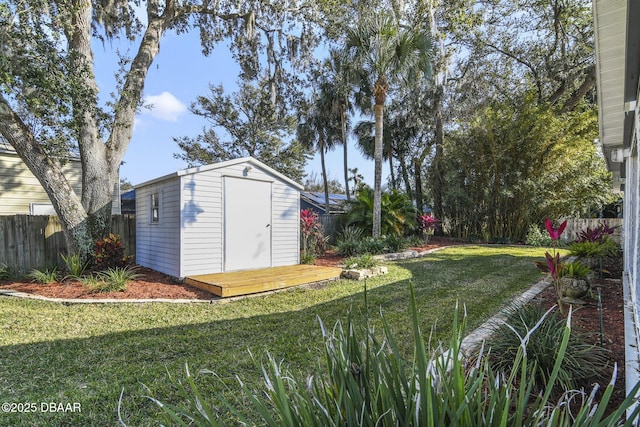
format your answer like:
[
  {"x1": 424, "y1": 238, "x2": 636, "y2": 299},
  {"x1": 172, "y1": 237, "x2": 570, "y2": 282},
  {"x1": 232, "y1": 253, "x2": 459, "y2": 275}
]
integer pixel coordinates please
[
  {"x1": 135, "y1": 157, "x2": 302, "y2": 278},
  {"x1": 625, "y1": 102, "x2": 640, "y2": 397},
  {"x1": 136, "y1": 178, "x2": 181, "y2": 277}
]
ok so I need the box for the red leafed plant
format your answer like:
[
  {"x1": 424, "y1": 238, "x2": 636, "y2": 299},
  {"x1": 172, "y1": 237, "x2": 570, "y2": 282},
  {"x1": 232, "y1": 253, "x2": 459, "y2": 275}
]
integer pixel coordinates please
[
  {"x1": 418, "y1": 214, "x2": 439, "y2": 233},
  {"x1": 300, "y1": 209, "x2": 326, "y2": 259},
  {"x1": 541, "y1": 218, "x2": 567, "y2": 310},
  {"x1": 575, "y1": 222, "x2": 616, "y2": 243},
  {"x1": 418, "y1": 213, "x2": 440, "y2": 243},
  {"x1": 94, "y1": 233, "x2": 132, "y2": 269}
]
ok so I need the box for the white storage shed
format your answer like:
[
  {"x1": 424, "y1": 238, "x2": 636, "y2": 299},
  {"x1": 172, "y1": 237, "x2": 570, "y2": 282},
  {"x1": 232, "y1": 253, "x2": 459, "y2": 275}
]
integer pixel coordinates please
[{"x1": 135, "y1": 157, "x2": 303, "y2": 278}]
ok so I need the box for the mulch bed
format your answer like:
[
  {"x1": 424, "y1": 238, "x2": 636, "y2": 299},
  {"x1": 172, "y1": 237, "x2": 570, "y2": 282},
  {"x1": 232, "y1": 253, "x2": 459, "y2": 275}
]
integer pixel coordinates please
[
  {"x1": 535, "y1": 255, "x2": 626, "y2": 411},
  {"x1": 0, "y1": 267, "x2": 213, "y2": 300}
]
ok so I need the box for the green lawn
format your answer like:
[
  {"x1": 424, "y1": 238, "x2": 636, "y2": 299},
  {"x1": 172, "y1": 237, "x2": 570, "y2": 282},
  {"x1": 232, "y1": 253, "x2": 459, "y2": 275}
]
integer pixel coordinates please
[{"x1": 0, "y1": 245, "x2": 554, "y2": 426}]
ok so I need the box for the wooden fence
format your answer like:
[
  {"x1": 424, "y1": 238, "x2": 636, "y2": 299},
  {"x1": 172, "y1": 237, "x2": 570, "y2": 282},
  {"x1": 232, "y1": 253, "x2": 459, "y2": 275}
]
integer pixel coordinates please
[
  {"x1": 319, "y1": 214, "x2": 341, "y2": 242},
  {"x1": 0, "y1": 215, "x2": 135, "y2": 273}
]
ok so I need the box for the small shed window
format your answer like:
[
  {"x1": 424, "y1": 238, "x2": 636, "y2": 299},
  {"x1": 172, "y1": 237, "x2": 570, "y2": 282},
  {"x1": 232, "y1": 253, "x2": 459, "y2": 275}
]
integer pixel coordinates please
[{"x1": 151, "y1": 193, "x2": 160, "y2": 223}]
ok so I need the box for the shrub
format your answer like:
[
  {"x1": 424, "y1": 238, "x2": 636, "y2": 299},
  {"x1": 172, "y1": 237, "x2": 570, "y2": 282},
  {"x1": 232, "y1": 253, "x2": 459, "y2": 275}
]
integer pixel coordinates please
[
  {"x1": 28, "y1": 266, "x2": 59, "y2": 284},
  {"x1": 568, "y1": 241, "x2": 607, "y2": 258},
  {"x1": 487, "y1": 303, "x2": 608, "y2": 393},
  {"x1": 359, "y1": 236, "x2": 385, "y2": 254},
  {"x1": 94, "y1": 233, "x2": 131, "y2": 269},
  {"x1": 337, "y1": 229, "x2": 408, "y2": 257},
  {"x1": 336, "y1": 226, "x2": 365, "y2": 256},
  {"x1": 526, "y1": 224, "x2": 553, "y2": 247},
  {"x1": 382, "y1": 234, "x2": 408, "y2": 253},
  {"x1": 300, "y1": 252, "x2": 316, "y2": 265},
  {"x1": 300, "y1": 209, "x2": 327, "y2": 256},
  {"x1": 417, "y1": 213, "x2": 440, "y2": 234},
  {"x1": 599, "y1": 238, "x2": 621, "y2": 257},
  {"x1": 343, "y1": 254, "x2": 378, "y2": 269},
  {"x1": 407, "y1": 235, "x2": 424, "y2": 247},
  {"x1": 140, "y1": 286, "x2": 640, "y2": 426},
  {"x1": 87, "y1": 266, "x2": 143, "y2": 293},
  {"x1": 342, "y1": 187, "x2": 416, "y2": 237}
]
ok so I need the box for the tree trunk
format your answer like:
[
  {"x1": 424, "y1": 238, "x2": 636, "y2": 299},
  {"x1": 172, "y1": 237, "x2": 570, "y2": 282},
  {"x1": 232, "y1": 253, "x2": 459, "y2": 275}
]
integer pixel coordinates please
[
  {"x1": 0, "y1": 95, "x2": 92, "y2": 257},
  {"x1": 432, "y1": 84, "x2": 445, "y2": 236},
  {"x1": 0, "y1": 0, "x2": 168, "y2": 258},
  {"x1": 388, "y1": 154, "x2": 396, "y2": 190},
  {"x1": 399, "y1": 154, "x2": 412, "y2": 197},
  {"x1": 373, "y1": 96, "x2": 385, "y2": 238},
  {"x1": 67, "y1": 0, "x2": 114, "y2": 240},
  {"x1": 341, "y1": 103, "x2": 351, "y2": 201},
  {"x1": 414, "y1": 157, "x2": 424, "y2": 212},
  {"x1": 320, "y1": 138, "x2": 330, "y2": 215}
]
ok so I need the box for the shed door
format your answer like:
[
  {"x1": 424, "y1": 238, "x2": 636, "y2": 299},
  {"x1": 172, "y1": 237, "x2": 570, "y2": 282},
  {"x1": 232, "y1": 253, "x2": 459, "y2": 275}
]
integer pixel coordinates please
[{"x1": 224, "y1": 177, "x2": 272, "y2": 271}]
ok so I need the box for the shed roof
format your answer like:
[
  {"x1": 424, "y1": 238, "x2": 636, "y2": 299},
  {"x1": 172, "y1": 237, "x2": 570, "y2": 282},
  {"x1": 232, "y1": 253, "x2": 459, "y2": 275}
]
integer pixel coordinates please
[{"x1": 134, "y1": 157, "x2": 304, "y2": 190}]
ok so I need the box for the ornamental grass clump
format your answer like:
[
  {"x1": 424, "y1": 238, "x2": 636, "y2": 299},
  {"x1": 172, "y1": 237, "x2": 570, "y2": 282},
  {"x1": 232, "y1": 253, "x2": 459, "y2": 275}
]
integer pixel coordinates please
[
  {"x1": 0, "y1": 264, "x2": 10, "y2": 280},
  {"x1": 61, "y1": 252, "x2": 89, "y2": 280},
  {"x1": 487, "y1": 303, "x2": 608, "y2": 393},
  {"x1": 138, "y1": 284, "x2": 640, "y2": 426},
  {"x1": 28, "y1": 265, "x2": 59, "y2": 284},
  {"x1": 86, "y1": 265, "x2": 143, "y2": 293}
]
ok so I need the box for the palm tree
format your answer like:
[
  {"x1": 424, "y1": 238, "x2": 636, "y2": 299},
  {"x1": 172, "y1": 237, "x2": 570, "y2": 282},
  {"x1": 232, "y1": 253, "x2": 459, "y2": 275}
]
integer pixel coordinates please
[
  {"x1": 352, "y1": 119, "x2": 397, "y2": 189},
  {"x1": 297, "y1": 86, "x2": 341, "y2": 215},
  {"x1": 345, "y1": 10, "x2": 434, "y2": 237},
  {"x1": 324, "y1": 49, "x2": 355, "y2": 201}
]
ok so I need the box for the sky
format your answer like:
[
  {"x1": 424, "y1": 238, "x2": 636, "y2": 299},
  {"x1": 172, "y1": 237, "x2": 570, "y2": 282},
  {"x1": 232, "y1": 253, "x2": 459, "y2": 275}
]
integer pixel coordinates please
[{"x1": 93, "y1": 30, "x2": 382, "y2": 190}]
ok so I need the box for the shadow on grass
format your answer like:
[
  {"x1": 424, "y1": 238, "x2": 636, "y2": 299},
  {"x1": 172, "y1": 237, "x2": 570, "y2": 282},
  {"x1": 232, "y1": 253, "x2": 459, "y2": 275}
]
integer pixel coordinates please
[{"x1": 0, "y1": 246, "x2": 549, "y2": 426}]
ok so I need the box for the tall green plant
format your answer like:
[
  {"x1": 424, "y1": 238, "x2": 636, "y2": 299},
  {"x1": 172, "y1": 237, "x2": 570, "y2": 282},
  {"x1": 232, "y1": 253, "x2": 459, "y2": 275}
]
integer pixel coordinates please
[
  {"x1": 142, "y1": 285, "x2": 640, "y2": 426},
  {"x1": 438, "y1": 98, "x2": 614, "y2": 242},
  {"x1": 61, "y1": 252, "x2": 88, "y2": 279},
  {"x1": 343, "y1": 187, "x2": 416, "y2": 237},
  {"x1": 345, "y1": 10, "x2": 434, "y2": 238}
]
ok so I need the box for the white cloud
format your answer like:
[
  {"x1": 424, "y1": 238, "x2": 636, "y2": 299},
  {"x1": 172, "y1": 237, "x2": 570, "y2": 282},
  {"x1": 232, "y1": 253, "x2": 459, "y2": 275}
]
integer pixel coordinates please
[{"x1": 143, "y1": 91, "x2": 187, "y2": 122}]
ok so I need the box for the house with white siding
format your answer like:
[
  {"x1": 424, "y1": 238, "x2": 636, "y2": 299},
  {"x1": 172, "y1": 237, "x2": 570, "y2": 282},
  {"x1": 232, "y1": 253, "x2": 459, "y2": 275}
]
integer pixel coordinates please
[
  {"x1": 134, "y1": 157, "x2": 302, "y2": 278},
  {"x1": 593, "y1": 0, "x2": 640, "y2": 402}
]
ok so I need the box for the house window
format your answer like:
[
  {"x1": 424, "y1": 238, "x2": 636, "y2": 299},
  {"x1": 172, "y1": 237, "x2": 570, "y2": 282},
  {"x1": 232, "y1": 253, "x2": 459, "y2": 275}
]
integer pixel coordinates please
[{"x1": 151, "y1": 193, "x2": 160, "y2": 223}]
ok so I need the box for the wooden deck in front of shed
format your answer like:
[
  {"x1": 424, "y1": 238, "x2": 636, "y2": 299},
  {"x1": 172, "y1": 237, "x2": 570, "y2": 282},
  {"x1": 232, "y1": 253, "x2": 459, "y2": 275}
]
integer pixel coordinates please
[{"x1": 184, "y1": 265, "x2": 343, "y2": 298}]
